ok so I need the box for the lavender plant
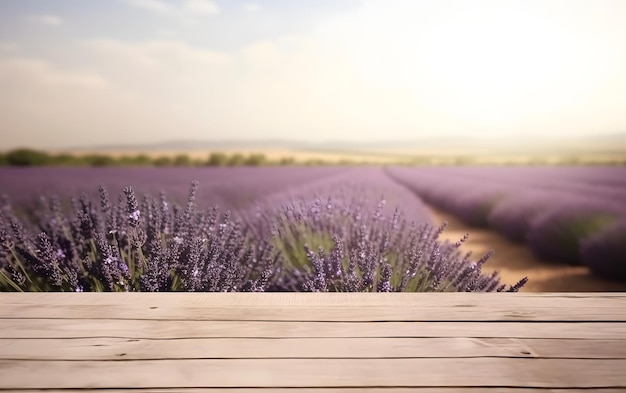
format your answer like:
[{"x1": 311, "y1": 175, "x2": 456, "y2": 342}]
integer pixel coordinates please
[
  {"x1": 0, "y1": 180, "x2": 527, "y2": 292},
  {"x1": 580, "y1": 220, "x2": 626, "y2": 281},
  {"x1": 527, "y1": 203, "x2": 622, "y2": 265},
  {"x1": 487, "y1": 191, "x2": 554, "y2": 242},
  {"x1": 451, "y1": 190, "x2": 507, "y2": 227},
  {"x1": 384, "y1": 167, "x2": 508, "y2": 226},
  {"x1": 250, "y1": 190, "x2": 527, "y2": 292},
  {"x1": 0, "y1": 182, "x2": 278, "y2": 292}
]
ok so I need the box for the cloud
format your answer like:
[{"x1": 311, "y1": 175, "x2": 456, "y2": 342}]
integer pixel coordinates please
[
  {"x1": 0, "y1": 58, "x2": 108, "y2": 89},
  {"x1": 0, "y1": 56, "x2": 158, "y2": 149},
  {"x1": 183, "y1": 0, "x2": 219, "y2": 15},
  {"x1": 0, "y1": 38, "x2": 337, "y2": 148},
  {"x1": 29, "y1": 14, "x2": 63, "y2": 27},
  {"x1": 84, "y1": 39, "x2": 233, "y2": 69},
  {"x1": 158, "y1": 28, "x2": 178, "y2": 38},
  {"x1": 124, "y1": 0, "x2": 173, "y2": 14},
  {"x1": 244, "y1": 3, "x2": 262, "y2": 13},
  {"x1": 0, "y1": 42, "x2": 20, "y2": 52},
  {"x1": 125, "y1": 0, "x2": 219, "y2": 16}
]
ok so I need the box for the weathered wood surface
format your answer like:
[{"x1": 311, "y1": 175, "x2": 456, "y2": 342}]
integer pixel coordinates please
[
  {"x1": 0, "y1": 293, "x2": 624, "y2": 391},
  {"x1": 2, "y1": 292, "x2": 625, "y2": 321}
]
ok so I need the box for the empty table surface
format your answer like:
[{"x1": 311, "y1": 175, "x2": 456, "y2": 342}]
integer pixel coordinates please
[{"x1": 0, "y1": 292, "x2": 625, "y2": 392}]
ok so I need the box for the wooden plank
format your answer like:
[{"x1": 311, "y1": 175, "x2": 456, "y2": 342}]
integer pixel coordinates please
[
  {"x1": 12, "y1": 389, "x2": 626, "y2": 393},
  {"x1": 10, "y1": 389, "x2": 626, "y2": 393},
  {"x1": 0, "y1": 359, "x2": 624, "y2": 389},
  {"x1": 1, "y1": 303, "x2": 624, "y2": 321},
  {"x1": 2, "y1": 293, "x2": 624, "y2": 322},
  {"x1": 1, "y1": 337, "x2": 624, "y2": 360},
  {"x1": 2, "y1": 319, "x2": 625, "y2": 340},
  {"x1": 2, "y1": 292, "x2": 624, "y2": 307}
]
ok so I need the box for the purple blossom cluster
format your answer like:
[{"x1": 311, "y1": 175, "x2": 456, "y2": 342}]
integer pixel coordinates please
[
  {"x1": 385, "y1": 166, "x2": 626, "y2": 280},
  {"x1": 244, "y1": 168, "x2": 526, "y2": 292},
  {"x1": 0, "y1": 182, "x2": 278, "y2": 292},
  {"x1": 0, "y1": 178, "x2": 527, "y2": 292},
  {"x1": 252, "y1": 192, "x2": 526, "y2": 292}
]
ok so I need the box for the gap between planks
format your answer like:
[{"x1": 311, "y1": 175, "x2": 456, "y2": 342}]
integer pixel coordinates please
[{"x1": 7, "y1": 389, "x2": 626, "y2": 393}]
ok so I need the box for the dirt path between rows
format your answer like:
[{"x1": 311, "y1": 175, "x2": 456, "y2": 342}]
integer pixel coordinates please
[{"x1": 428, "y1": 205, "x2": 626, "y2": 292}]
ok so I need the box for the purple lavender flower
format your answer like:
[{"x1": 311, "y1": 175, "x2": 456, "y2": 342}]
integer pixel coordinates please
[
  {"x1": 123, "y1": 186, "x2": 140, "y2": 228},
  {"x1": 251, "y1": 186, "x2": 524, "y2": 292},
  {"x1": 0, "y1": 174, "x2": 527, "y2": 293}
]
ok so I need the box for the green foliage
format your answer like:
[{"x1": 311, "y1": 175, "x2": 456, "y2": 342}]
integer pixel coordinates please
[
  {"x1": 1, "y1": 147, "x2": 624, "y2": 167},
  {"x1": 556, "y1": 214, "x2": 617, "y2": 264},
  {"x1": 228, "y1": 153, "x2": 246, "y2": 166},
  {"x1": 53, "y1": 154, "x2": 81, "y2": 166},
  {"x1": 279, "y1": 156, "x2": 296, "y2": 165},
  {"x1": 530, "y1": 213, "x2": 619, "y2": 265},
  {"x1": 245, "y1": 153, "x2": 267, "y2": 166},
  {"x1": 153, "y1": 156, "x2": 173, "y2": 166},
  {"x1": 119, "y1": 154, "x2": 152, "y2": 166},
  {"x1": 272, "y1": 224, "x2": 334, "y2": 272},
  {"x1": 173, "y1": 154, "x2": 192, "y2": 166},
  {"x1": 5, "y1": 149, "x2": 51, "y2": 166},
  {"x1": 206, "y1": 152, "x2": 229, "y2": 166},
  {"x1": 83, "y1": 154, "x2": 116, "y2": 167}
]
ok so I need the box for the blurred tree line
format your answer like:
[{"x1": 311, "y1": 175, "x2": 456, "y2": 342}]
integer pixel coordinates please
[
  {"x1": 0, "y1": 148, "x2": 344, "y2": 167},
  {"x1": 1, "y1": 148, "x2": 624, "y2": 167}
]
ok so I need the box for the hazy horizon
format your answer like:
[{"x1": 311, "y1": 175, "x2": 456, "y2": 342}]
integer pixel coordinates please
[{"x1": 1, "y1": 0, "x2": 626, "y2": 150}]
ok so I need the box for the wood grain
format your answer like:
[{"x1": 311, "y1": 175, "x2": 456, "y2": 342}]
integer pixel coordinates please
[
  {"x1": 1, "y1": 293, "x2": 624, "y2": 391},
  {"x1": 15, "y1": 386, "x2": 626, "y2": 393},
  {"x1": 1, "y1": 303, "x2": 625, "y2": 321},
  {"x1": 0, "y1": 358, "x2": 624, "y2": 389},
  {"x1": 2, "y1": 319, "x2": 625, "y2": 339},
  {"x1": 1, "y1": 292, "x2": 624, "y2": 307},
  {"x1": 1, "y1": 293, "x2": 623, "y2": 323},
  {"x1": 2, "y1": 337, "x2": 624, "y2": 360}
]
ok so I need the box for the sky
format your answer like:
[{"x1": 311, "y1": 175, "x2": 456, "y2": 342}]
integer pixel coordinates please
[{"x1": 0, "y1": 0, "x2": 625, "y2": 149}]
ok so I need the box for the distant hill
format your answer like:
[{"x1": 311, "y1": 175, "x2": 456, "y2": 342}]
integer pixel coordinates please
[
  {"x1": 64, "y1": 132, "x2": 626, "y2": 156},
  {"x1": 68, "y1": 136, "x2": 480, "y2": 151}
]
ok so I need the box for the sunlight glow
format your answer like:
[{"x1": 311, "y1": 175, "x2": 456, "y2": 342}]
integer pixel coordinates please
[{"x1": 317, "y1": 0, "x2": 624, "y2": 132}]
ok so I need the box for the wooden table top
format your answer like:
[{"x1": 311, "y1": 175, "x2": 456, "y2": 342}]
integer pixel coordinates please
[{"x1": 0, "y1": 292, "x2": 625, "y2": 392}]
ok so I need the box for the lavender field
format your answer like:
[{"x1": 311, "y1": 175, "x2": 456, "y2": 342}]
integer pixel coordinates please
[{"x1": 1, "y1": 166, "x2": 624, "y2": 292}]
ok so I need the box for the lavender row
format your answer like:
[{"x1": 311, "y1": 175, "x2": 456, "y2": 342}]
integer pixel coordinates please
[
  {"x1": 0, "y1": 176, "x2": 527, "y2": 292},
  {"x1": 425, "y1": 166, "x2": 626, "y2": 201},
  {"x1": 385, "y1": 167, "x2": 626, "y2": 280},
  {"x1": 0, "y1": 167, "x2": 351, "y2": 211},
  {"x1": 426, "y1": 167, "x2": 626, "y2": 203}
]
